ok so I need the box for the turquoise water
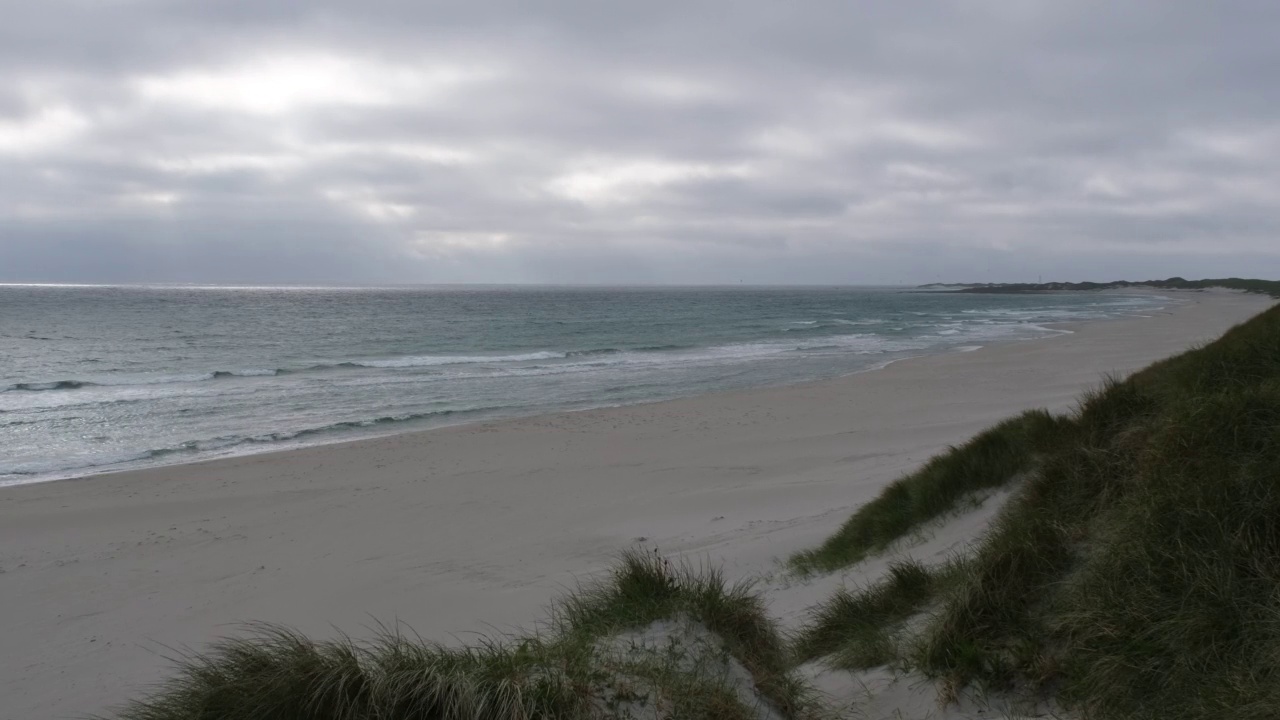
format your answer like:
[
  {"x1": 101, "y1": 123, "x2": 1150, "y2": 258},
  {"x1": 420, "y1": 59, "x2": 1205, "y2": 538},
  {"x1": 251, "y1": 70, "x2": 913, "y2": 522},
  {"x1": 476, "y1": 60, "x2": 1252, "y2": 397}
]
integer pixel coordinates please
[{"x1": 0, "y1": 285, "x2": 1166, "y2": 484}]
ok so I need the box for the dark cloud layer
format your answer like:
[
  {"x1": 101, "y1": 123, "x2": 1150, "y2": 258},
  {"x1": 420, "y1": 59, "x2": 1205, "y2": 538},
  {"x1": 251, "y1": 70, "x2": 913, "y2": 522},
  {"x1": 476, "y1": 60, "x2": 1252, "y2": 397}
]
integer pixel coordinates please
[{"x1": 3, "y1": 1, "x2": 1279, "y2": 284}]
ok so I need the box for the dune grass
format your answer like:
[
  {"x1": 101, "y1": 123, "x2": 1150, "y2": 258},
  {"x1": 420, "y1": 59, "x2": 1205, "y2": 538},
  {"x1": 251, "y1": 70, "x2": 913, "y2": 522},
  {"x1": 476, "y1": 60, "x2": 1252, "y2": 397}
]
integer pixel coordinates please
[
  {"x1": 792, "y1": 559, "x2": 949, "y2": 670},
  {"x1": 913, "y1": 312, "x2": 1280, "y2": 717},
  {"x1": 552, "y1": 550, "x2": 813, "y2": 718},
  {"x1": 789, "y1": 409, "x2": 1067, "y2": 575},
  {"x1": 110, "y1": 549, "x2": 818, "y2": 720},
  {"x1": 113, "y1": 625, "x2": 590, "y2": 720},
  {"x1": 795, "y1": 302, "x2": 1280, "y2": 719}
]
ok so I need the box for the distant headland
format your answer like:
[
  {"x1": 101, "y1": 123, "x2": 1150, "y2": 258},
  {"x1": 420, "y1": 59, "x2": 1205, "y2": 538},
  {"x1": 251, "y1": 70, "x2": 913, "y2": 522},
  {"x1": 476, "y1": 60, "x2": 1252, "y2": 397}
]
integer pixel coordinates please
[{"x1": 918, "y1": 277, "x2": 1280, "y2": 297}]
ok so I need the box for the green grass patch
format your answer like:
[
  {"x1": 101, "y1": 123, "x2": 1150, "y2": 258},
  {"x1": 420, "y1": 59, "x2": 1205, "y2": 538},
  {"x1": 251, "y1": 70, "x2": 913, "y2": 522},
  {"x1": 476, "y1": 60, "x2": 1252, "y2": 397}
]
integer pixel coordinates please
[
  {"x1": 793, "y1": 559, "x2": 952, "y2": 670},
  {"x1": 906, "y1": 305, "x2": 1280, "y2": 718},
  {"x1": 789, "y1": 409, "x2": 1067, "y2": 575},
  {"x1": 793, "y1": 294, "x2": 1280, "y2": 718}
]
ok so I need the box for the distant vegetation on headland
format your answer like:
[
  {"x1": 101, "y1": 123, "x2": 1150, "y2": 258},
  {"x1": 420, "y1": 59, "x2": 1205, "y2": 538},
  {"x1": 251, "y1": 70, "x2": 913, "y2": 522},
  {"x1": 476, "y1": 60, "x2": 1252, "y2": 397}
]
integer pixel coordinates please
[{"x1": 919, "y1": 276, "x2": 1280, "y2": 297}]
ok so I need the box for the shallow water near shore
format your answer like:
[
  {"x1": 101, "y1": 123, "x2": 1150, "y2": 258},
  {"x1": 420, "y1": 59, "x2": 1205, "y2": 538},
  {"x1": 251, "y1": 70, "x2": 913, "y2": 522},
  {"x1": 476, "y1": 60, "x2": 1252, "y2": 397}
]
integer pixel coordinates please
[{"x1": 0, "y1": 284, "x2": 1164, "y2": 484}]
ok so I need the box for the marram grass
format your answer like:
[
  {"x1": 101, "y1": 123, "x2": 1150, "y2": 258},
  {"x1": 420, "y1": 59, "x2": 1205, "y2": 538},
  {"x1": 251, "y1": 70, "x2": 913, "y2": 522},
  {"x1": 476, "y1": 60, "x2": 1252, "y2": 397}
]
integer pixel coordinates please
[
  {"x1": 796, "y1": 302, "x2": 1280, "y2": 720},
  {"x1": 793, "y1": 558, "x2": 947, "y2": 670},
  {"x1": 113, "y1": 625, "x2": 588, "y2": 720},
  {"x1": 109, "y1": 550, "x2": 820, "y2": 720}
]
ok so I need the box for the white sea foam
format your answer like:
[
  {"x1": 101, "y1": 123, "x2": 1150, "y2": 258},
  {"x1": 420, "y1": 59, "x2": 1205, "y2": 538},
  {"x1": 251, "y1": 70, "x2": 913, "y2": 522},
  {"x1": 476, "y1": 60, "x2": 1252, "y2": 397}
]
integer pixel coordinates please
[{"x1": 352, "y1": 351, "x2": 565, "y2": 368}]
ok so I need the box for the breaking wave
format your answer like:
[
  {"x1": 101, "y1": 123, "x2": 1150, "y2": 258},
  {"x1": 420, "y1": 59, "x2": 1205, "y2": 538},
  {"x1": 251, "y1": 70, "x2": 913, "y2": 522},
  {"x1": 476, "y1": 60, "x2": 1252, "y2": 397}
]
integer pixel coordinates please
[{"x1": 0, "y1": 408, "x2": 492, "y2": 480}]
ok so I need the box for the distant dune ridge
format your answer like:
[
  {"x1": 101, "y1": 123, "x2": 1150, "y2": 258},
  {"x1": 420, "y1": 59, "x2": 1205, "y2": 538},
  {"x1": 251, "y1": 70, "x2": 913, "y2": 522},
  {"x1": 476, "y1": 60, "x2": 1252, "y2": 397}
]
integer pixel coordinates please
[
  {"x1": 1, "y1": 281, "x2": 1277, "y2": 719},
  {"x1": 922, "y1": 276, "x2": 1280, "y2": 296}
]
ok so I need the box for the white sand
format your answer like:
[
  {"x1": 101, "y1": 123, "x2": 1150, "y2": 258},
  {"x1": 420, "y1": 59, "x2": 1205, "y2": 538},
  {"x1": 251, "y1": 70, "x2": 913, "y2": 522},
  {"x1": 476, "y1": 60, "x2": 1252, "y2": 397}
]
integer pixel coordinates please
[
  {"x1": 1, "y1": 289, "x2": 1273, "y2": 720},
  {"x1": 600, "y1": 616, "x2": 785, "y2": 720}
]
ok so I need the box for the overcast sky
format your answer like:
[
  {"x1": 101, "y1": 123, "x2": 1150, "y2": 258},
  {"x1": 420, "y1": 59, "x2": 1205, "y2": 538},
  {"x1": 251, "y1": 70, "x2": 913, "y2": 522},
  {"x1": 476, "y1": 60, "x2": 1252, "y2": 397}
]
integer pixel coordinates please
[{"x1": 3, "y1": 1, "x2": 1279, "y2": 285}]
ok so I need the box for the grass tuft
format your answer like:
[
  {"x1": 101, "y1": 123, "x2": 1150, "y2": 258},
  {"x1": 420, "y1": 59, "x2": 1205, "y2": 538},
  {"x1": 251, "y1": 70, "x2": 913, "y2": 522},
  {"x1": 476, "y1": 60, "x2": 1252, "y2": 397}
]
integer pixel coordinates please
[
  {"x1": 555, "y1": 549, "x2": 814, "y2": 717},
  {"x1": 111, "y1": 625, "x2": 586, "y2": 720},
  {"x1": 793, "y1": 559, "x2": 949, "y2": 669},
  {"x1": 110, "y1": 549, "x2": 820, "y2": 720}
]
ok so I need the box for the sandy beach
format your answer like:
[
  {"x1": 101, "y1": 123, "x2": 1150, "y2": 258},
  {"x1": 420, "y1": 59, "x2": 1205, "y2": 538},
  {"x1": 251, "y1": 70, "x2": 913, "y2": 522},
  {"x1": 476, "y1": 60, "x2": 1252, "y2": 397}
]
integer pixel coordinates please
[{"x1": 1, "y1": 289, "x2": 1273, "y2": 720}]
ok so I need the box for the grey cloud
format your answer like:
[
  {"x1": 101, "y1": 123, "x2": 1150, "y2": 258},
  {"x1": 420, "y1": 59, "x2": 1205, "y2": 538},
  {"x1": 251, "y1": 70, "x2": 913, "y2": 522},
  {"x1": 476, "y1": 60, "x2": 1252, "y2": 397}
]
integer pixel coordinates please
[{"x1": 2, "y1": 1, "x2": 1279, "y2": 284}]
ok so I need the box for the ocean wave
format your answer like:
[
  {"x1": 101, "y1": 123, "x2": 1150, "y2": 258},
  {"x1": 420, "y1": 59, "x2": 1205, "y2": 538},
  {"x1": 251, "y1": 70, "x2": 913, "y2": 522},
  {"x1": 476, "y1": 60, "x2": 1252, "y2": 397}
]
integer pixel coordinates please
[
  {"x1": 262, "y1": 409, "x2": 476, "y2": 440},
  {"x1": 212, "y1": 369, "x2": 279, "y2": 378},
  {"x1": 340, "y1": 351, "x2": 566, "y2": 369},
  {"x1": 306, "y1": 346, "x2": 691, "y2": 370},
  {"x1": 1, "y1": 369, "x2": 281, "y2": 393},
  {"x1": 3, "y1": 380, "x2": 97, "y2": 392},
  {"x1": 359, "y1": 342, "x2": 770, "y2": 380},
  {"x1": 4, "y1": 346, "x2": 710, "y2": 394},
  {"x1": 784, "y1": 318, "x2": 885, "y2": 332},
  {"x1": 1, "y1": 450, "x2": 158, "y2": 478},
  {"x1": 0, "y1": 408, "x2": 485, "y2": 479},
  {"x1": 137, "y1": 409, "x2": 480, "y2": 458}
]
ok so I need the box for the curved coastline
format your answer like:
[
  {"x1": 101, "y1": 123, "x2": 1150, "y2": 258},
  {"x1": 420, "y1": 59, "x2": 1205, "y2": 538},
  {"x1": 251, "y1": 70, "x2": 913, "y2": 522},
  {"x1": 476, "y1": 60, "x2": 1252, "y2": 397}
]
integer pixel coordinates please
[{"x1": 1, "y1": 290, "x2": 1177, "y2": 488}]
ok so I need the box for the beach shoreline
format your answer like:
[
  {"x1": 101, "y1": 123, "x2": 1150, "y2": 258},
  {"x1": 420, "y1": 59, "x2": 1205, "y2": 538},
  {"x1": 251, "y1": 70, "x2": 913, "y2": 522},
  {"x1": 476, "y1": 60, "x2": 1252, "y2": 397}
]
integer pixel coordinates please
[
  {"x1": 1, "y1": 288, "x2": 1180, "y2": 490},
  {"x1": 1, "y1": 288, "x2": 1273, "y2": 719}
]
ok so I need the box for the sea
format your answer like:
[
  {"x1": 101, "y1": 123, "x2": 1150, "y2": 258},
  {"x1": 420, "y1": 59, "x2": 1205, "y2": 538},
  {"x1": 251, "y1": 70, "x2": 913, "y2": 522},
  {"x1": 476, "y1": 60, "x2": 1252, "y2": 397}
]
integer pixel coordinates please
[{"x1": 0, "y1": 285, "x2": 1168, "y2": 486}]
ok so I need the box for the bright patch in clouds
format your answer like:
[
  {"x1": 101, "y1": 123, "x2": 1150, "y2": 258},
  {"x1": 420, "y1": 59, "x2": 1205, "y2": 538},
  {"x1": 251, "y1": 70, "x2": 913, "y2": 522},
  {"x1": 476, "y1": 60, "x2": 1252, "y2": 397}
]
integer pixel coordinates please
[
  {"x1": 549, "y1": 159, "x2": 754, "y2": 204},
  {"x1": 152, "y1": 153, "x2": 304, "y2": 175},
  {"x1": 323, "y1": 187, "x2": 418, "y2": 222},
  {"x1": 413, "y1": 231, "x2": 512, "y2": 255},
  {"x1": 313, "y1": 141, "x2": 479, "y2": 166},
  {"x1": 0, "y1": 106, "x2": 89, "y2": 154},
  {"x1": 118, "y1": 190, "x2": 182, "y2": 206},
  {"x1": 623, "y1": 73, "x2": 733, "y2": 103},
  {"x1": 134, "y1": 54, "x2": 496, "y2": 116}
]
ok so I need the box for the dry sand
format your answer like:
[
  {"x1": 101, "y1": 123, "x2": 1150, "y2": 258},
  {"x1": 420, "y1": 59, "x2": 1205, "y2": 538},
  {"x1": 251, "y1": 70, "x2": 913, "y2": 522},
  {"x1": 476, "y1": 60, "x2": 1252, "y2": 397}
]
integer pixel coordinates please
[{"x1": 1, "y1": 289, "x2": 1273, "y2": 720}]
